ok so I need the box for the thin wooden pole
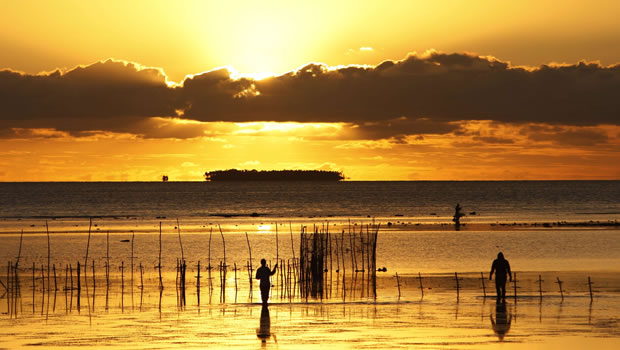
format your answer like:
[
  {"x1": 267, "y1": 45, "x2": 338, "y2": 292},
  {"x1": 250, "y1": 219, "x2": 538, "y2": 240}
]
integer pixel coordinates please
[
  {"x1": 419, "y1": 272, "x2": 424, "y2": 298},
  {"x1": 46, "y1": 221, "x2": 51, "y2": 292},
  {"x1": 455, "y1": 272, "x2": 460, "y2": 299},
  {"x1": 53, "y1": 264, "x2": 58, "y2": 291},
  {"x1": 218, "y1": 225, "x2": 226, "y2": 271},
  {"x1": 106, "y1": 231, "x2": 110, "y2": 291},
  {"x1": 538, "y1": 274, "x2": 543, "y2": 299},
  {"x1": 16, "y1": 229, "x2": 24, "y2": 268},
  {"x1": 395, "y1": 272, "x2": 401, "y2": 299},
  {"x1": 131, "y1": 231, "x2": 135, "y2": 291},
  {"x1": 556, "y1": 277, "x2": 564, "y2": 301},
  {"x1": 84, "y1": 218, "x2": 92, "y2": 269},
  {"x1": 513, "y1": 272, "x2": 517, "y2": 302},
  {"x1": 480, "y1": 272, "x2": 486, "y2": 298},
  {"x1": 176, "y1": 218, "x2": 184, "y2": 261},
  {"x1": 158, "y1": 222, "x2": 163, "y2": 290},
  {"x1": 208, "y1": 228, "x2": 212, "y2": 290},
  {"x1": 245, "y1": 232, "x2": 253, "y2": 292},
  {"x1": 588, "y1": 276, "x2": 593, "y2": 302}
]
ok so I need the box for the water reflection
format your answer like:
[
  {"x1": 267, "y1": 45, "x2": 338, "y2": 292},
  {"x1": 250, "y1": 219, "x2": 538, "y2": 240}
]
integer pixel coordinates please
[
  {"x1": 256, "y1": 305, "x2": 275, "y2": 346},
  {"x1": 490, "y1": 301, "x2": 512, "y2": 340}
]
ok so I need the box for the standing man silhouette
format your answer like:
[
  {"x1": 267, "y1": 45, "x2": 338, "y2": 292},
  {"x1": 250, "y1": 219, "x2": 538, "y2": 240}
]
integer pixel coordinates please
[
  {"x1": 256, "y1": 258, "x2": 278, "y2": 305},
  {"x1": 490, "y1": 252, "x2": 512, "y2": 301}
]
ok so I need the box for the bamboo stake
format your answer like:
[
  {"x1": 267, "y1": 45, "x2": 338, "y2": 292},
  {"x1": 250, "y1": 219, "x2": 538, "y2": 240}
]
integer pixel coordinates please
[
  {"x1": 245, "y1": 232, "x2": 253, "y2": 292},
  {"x1": 208, "y1": 228, "x2": 213, "y2": 290},
  {"x1": 197, "y1": 260, "x2": 200, "y2": 305},
  {"x1": 15, "y1": 229, "x2": 24, "y2": 268},
  {"x1": 588, "y1": 276, "x2": 594, "y2": 302},
  {"x1": 538, "y1": 274, "x2": 543, "y2": 299},
  {"x1": 131, "y1": 231, "x2": 135, "y2": 291},
  {"x1": 395, "y1": 272, "x2": 401, "y2": 299},
  {"x1": 91, "y1": 261, "x2": 95, "y2": 290},
  {"x1": 480, "y1": 272, "x2": 486, "y2": 298},
  {"x1": 419, "y1": 272, "x2": 424, "y2": 298},
  {"x1": 556, "y1": 277, "x2": 564, "y2": 301},
  {"x1": 513, "y1": 272, "x2": 518, "y2": 302},
  {"x1": 289, "y1": 222, "x2": 296, "y2": 261},
  {"x1": 84, "y1": 218, "x2": 92, "y2": 269},
  {"x1": 77, "y1": 262, "x2": 81, "y2": 294},
  {"x1": 139, "y1": 263, "x2": 144, "y2": 289},
  {"x1": 158, "y1": 222, "x2": 163, "y2": 290},
  {"x1": 106, "y1": 231, "x2": 110, "y2": 291},
  {"x1": 455, "y1": 272, "x2": 460, "y2": 300},
  {"x1": 53, "y1": 264, "x2": 58, "y2": 291},
  {"x1": 7, "y1": 261, "x2": 11, "y2": 316},
  {"x1": 176, "y1": 218, "x2": 184, "y2": 261},
  {"x1": 218, "y1": 225, "x2": 226, "y2": 271},
  {"x1": 46, "y1": 221, "x2": 51, "y2": 292}
]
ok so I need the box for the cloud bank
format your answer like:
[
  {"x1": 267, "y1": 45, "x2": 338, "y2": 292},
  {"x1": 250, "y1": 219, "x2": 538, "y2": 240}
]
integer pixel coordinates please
[{"x1": 1, "y1": 52, "x2": 618, "y2": 139}]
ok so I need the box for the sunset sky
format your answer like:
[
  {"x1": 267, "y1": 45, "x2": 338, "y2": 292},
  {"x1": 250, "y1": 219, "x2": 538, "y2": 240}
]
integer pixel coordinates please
[{"x1": 1, "y1": 0, "x2": 619, "y2": 181}]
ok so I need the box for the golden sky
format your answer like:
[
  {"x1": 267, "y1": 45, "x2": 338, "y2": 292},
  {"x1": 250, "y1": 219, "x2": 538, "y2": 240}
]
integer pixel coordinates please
[{"x1": 1, "y1": 0, "x2": 619, "y2": 181}]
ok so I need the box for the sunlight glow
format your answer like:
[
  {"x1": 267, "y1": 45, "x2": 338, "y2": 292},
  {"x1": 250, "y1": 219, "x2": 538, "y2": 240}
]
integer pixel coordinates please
[{"x1": 256, "y1": 224, "x2": 272, "y2": 233}]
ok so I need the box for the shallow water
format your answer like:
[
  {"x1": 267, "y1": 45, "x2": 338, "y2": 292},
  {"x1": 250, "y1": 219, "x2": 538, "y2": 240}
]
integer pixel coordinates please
[
  {"x1": 1, "y1": 219, "x2": 619, "y2": 274},
  {"x1": 1, "y1": 216, "x2": 620, "y2": 348},
  {"x1": 2, "y1": 272, "x2": 619, "y2": 349}
]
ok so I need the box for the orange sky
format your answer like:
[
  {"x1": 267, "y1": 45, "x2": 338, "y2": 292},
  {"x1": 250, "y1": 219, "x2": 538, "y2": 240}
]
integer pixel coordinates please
[{"x1": 1, "y1": 0, "x2": 619, "y2": 181}]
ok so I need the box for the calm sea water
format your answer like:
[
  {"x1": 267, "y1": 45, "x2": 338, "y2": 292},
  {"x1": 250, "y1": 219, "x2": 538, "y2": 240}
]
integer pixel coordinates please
[
  {"x1": 1, "y1": 181, "x2": 619, "y2": 222},
  {"x1": 0, "y1": 181, "x2": 619, "y2": 274}
]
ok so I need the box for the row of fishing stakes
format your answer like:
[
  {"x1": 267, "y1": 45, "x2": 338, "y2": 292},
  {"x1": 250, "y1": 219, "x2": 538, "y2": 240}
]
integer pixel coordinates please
[
  {"x1": 392, "y1": 271, "x2": 596, "y2": 302},
  {"x1": 4, "y1": 218, "x2": 601, "y2": 317},
  {"x1": 3, "y1": 218, "x2": 383, "y2": 313}
]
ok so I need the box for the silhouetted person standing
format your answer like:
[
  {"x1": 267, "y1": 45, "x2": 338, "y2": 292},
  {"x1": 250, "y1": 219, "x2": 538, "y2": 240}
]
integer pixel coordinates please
[
  {"x1": 490, "y1": 252, "x2": 512, "y2": 301},
  {"x1": 256, "y1": 258, "x2": 277, "y2": 305}
]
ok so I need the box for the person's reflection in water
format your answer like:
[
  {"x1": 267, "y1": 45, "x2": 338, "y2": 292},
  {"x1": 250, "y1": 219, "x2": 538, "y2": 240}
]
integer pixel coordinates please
[
  {"x1": 490, "y1": 301, "x2": 512, "y2": 340},
  {"x1": 257, "y1": 305, "x2": 276, "y2": 346}
]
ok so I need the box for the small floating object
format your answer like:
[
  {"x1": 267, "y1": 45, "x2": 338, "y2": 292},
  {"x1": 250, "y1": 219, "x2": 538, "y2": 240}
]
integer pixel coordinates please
[
  {"x1": 378, "y1": 267, "x2": 387, "y2": 272},
  {"x1": 120, "y1": 239, "x2": 130, "y2": 242},
  {"x1": 469, "y1": 211, "x2": 476, "y2": 215},
  {"x1": 430, "y1": 213, "x2": 437, "y2": 216},
  {"x1": 387, "y1": 222, "x2": 392, "y2": 226},
  {"x1": 250, "y1": 212, "x2": 259, "y2": 217}
]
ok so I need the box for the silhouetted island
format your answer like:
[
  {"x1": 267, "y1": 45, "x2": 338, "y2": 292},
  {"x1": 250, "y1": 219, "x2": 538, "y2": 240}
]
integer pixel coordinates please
[{"x1": 204, "y1": 169, "x2": 345, "y2": 181}]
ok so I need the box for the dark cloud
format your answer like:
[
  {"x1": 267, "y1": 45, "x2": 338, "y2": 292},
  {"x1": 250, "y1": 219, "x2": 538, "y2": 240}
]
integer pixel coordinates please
[
  {"x1": 526, "y1": 127, "x2": 610, "y2": 146},
  {"x1": 472, "y1": 136, "x2": 515, "y2": 144},
  {"x1": 1, "y1": 52, "x2": 619, "y2": 139},
  {"x1": 0, "y1": 59, "x2": 178, "y2": 136},
  {"x1": 182, "y1": 52, "x2": 620, "y2": 127}
]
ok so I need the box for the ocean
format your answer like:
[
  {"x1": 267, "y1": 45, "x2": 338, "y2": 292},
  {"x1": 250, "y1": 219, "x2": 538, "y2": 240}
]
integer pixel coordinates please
[
  {"x1": 1, "y1": 181, "x2": 619, "y2": 222},
  {"x1": 1, "y1": 181, "x2": 620, "y2": 349},
  {"x1": 0, "y1": 180, "x2": 618, "y2": 273}
]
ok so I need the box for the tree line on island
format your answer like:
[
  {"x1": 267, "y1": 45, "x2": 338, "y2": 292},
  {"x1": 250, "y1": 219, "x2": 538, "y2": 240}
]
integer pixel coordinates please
[{"x1": 204, "y1": 169, "x2": 345, "y2": 181}]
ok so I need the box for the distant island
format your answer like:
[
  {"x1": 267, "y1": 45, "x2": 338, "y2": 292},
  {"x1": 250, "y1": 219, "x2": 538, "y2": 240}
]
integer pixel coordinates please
[{"x1": 204, "y1": 169, "x2": 345, "y2": 181}]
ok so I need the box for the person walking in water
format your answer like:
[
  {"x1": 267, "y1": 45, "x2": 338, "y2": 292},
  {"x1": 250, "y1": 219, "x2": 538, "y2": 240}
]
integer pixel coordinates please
[
  {"x1": 490, "y1": 252, "x2": 512, "y2": 301},
  {"x1": 256, "y1": 259, "x2": 278, "y2": 305}
]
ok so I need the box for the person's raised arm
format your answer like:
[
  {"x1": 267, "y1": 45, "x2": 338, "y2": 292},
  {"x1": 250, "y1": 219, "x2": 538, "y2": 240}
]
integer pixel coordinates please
[{"x1": 271, "y1": 263, "x2": 278, "y2": 275}]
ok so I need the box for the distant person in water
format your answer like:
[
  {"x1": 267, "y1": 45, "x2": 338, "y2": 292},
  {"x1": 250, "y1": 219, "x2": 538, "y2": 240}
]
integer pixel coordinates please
[
  {"x1": 256, "y1": 259, "x2": 278, "y2": 304},
  {"x1": 489, "y1": 252, "x2": 512, "y2": 301}
]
